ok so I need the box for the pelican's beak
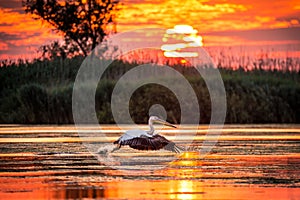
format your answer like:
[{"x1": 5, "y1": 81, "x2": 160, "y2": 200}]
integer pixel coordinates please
[{"x1": 157, "y1": 119, "x2": 177, "y2": 128}]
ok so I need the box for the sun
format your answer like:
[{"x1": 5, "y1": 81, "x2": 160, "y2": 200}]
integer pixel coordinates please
[{"x1": 161, "y1": 25, "x2": 203, "y2": 58}]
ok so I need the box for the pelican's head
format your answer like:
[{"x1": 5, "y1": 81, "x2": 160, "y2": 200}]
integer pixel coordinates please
[{"x1": 149, "y1": 116, "x2": 177, "y2": 128}]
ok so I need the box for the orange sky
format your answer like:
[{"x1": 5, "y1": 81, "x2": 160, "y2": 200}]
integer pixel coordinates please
[{"x1": 0, "y1": 0, "x2": 300, "y2": 60}]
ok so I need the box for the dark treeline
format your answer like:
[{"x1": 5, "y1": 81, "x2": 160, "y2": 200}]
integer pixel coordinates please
[{"x1": 0, "y1": 57, "x2": 299, "y2": 124}]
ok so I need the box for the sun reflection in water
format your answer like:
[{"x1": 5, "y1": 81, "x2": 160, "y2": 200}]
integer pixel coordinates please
[
  {"x1": 169, "y1": 180, "x2": 199, "y2": 200},
  {"x1": 160, "y1": 151, "x2": 204, "y2": 199}
]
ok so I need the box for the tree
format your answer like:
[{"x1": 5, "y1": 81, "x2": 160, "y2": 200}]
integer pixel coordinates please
[{"x1": 23, "y1": 0, "x2": 120, "y2": 57}]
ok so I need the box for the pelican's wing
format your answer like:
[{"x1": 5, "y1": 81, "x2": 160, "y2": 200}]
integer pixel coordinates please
[
  {"x1": 153, "y1": 135, "x2": 185, "y2": 153},
  {"x1": 118, "y1": 135, "x2": 166, "y2": 151},
  {"x1": 119, "y1": 134, "x2": 184, "y2": 153},
  {"x1": 163, "y1": 141, "x2": 185, "y2": 153}
]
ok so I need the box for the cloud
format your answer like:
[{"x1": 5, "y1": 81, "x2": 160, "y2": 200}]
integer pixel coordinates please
[
  {"x1": 0, "y1": 0, "x2": 21, "y2": 8},
  {"x1": 275, "y1": 10, "x2": 300, "y2": 27},
  {"x1": 0, "y1": 6, "x2": 61, "y2": 60},
  {"x1": 0, "y1": 0, "x2": 24, "y2": 13},
  {"x1": 0, "y1": 41, "x2": 8, "y2": 50},
  {"x1": 204, "y1": 27, "x2": 300, "y2": 44},
  {"x1": 118, "y1": 0, "x2": 300, "y2": 32},
  {"x1": 118, "y1": 0, "x2": 249, "y2": 32}
]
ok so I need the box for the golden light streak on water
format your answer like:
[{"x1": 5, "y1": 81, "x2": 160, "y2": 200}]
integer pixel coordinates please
[
  {"x1": 1, "y1": 125, "x2": 300, "y2": 134},
  {"x1": 0, "y1": 135, "x2": 299, "y2": 143},
  {"x1": 0, "y1": 125, "x2": 299, "y2": 199}
]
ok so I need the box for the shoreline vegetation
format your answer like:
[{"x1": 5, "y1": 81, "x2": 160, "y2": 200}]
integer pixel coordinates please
[{"x1": 0, "y1": 56, "x2": 299, "y2": 124}]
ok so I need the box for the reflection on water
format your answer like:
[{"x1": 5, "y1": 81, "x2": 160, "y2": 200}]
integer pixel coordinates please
[{"x1": 0, "y1": 125, "x2": 299, "y2": 199}]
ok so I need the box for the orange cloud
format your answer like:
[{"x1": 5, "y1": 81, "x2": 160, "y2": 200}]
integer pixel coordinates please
[
  {"x1": 0, "y1": 8, "x2": 61, "y2": 38},
  {"x1": 118, "y1": 0, "x2": 250, "y2": 32},
  {"x1": 118, "y1": 0, "x2": 300, "y2": 32},
  {"x1": 0, "y1": 7, "x2": 62, "y2": 60},
  {"x1": 0, "y1": 41, "x2": 8, "y2": 50}
]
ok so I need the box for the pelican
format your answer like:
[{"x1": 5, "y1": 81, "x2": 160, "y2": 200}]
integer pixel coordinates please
[{"x1": 113, "y1": 116, "x2": 184, "y2": 153}]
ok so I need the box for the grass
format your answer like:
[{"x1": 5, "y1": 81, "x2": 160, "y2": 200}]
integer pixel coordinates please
[{"x1": 0, "y1": 56, "x2": 299, "y2": 124}]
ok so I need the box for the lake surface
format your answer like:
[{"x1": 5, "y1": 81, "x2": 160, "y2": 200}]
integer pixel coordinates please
[{"x1": 0, "y1": 125, "x2": 299, "y2": 200}]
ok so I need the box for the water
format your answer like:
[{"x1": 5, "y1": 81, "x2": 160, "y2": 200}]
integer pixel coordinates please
[{"x1": 0, "y1": 125, "x2": 299, "y2": 199}]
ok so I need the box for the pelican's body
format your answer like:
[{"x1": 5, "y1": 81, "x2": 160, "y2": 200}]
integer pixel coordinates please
[
  {"x1": 116, "y1": 129, "x2": 152, "y2": 143},
  {"x1": 113, "y1": 116, "x2": 184, "y2": 153}
]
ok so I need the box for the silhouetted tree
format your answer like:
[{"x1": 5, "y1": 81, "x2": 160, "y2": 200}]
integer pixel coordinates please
[{"x1": 23, "y1": 0, "x2": 119, "y2": 57}]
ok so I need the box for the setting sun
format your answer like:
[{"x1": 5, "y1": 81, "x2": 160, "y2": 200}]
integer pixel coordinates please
[{"x1": 161, "y1": 25, "x2": 203, "y2": 58}]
